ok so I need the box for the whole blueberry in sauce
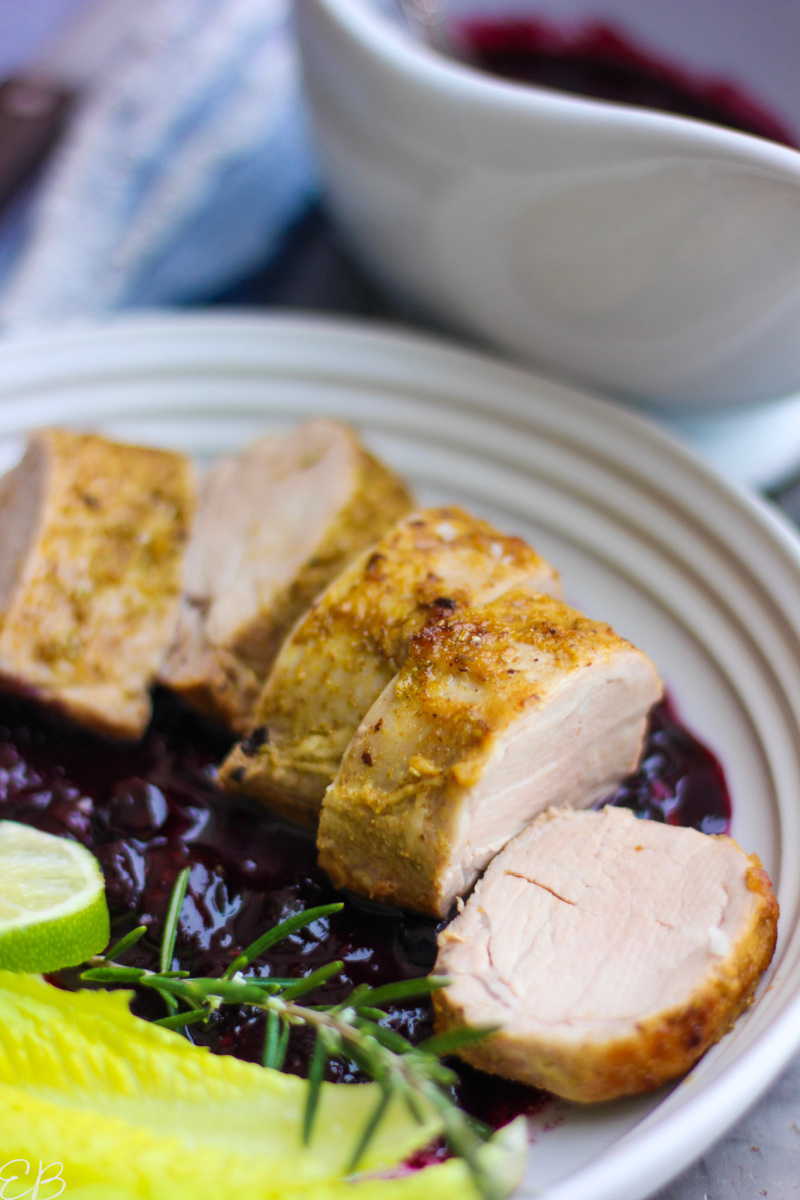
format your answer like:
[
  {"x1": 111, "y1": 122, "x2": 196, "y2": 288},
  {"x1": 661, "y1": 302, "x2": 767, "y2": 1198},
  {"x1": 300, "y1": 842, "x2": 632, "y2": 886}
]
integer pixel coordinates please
[{"x1": 0, "y1": 689, "x2": 729, "y2": 1127}]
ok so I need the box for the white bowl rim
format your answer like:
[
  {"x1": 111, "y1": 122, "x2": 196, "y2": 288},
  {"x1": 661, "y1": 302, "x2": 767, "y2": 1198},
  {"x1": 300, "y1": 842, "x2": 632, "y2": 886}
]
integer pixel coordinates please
[{"x1": 309, "y1": 0, "x2": 800, "y2": 174}]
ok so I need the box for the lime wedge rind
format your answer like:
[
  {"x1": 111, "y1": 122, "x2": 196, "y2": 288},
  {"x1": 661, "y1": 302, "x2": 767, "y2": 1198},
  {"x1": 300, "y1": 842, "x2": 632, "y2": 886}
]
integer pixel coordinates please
[
  {"x1": 0, "y1": 821, "x2": 110, "y2": 972},
  {"x1": 0, "y1": 887, "x2": 109, "y2": 972}
]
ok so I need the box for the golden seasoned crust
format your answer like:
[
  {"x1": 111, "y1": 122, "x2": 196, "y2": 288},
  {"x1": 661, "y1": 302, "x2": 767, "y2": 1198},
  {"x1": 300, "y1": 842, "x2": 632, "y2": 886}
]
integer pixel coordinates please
[
  {"x1": 317, "y1": 588, "x2": 660, "y2": 914},
  {"x1": 290, "y1": 444, "x2": 415, "y2": 631},
  {"x1": 290, "y1": 507, "x2": 556, "y2": 665},
  {"x1": 161, "y1": 427, "x2": 412, "y2": 734},
  {"x1": 432, "y1": 846, "x2": 779, "y2": 1104},
  {"x1": 220, "y1": 510, "x2": 560, "y2": 824},
  {"x1": 394, "y1": 588, "x2": 627, "y2": 758},
  {"x1": 0, "y1": 429, "x2": 195, "y2": 739}
]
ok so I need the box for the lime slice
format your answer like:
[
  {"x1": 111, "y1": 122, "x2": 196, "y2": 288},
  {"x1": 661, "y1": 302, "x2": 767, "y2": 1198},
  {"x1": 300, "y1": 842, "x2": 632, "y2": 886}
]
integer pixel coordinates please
[{"x1": 0, "y1": 821, "x2": 110, "y2": 972}]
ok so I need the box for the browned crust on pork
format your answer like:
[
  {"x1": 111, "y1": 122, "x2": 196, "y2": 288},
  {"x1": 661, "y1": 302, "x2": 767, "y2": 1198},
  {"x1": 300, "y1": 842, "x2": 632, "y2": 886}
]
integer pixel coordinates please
[
  {"x1": 318, "y1": 589, "x2": 659, "y2": 913},
  {"x1": 432, "y1": 850, "x2": 778, "y2": 1103},
  {"x1": 162, "y1": 639, "x2": 255, "y2": 734},
  {"x1": 0, "y1": 429, "x2": 195, "y2": 739},
  {"x1": 220, "y1": 510, "x2": 559, "y2": 824}
]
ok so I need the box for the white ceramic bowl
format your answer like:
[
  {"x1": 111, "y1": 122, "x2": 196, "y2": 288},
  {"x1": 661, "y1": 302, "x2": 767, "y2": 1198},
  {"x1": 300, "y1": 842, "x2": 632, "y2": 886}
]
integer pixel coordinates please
[{"x1": 295, "y1": 0, "x2": 800, "y2": 410}]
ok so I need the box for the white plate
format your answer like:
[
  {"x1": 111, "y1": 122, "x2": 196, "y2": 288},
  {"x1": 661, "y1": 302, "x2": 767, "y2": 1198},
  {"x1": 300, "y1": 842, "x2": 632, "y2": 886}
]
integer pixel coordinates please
[
  {"x1": 655, "y1": 389, "x2": 800, "y2": 491},
  {"x1": 0, "y1": 311, "x2": 799, "y2": 1200}
]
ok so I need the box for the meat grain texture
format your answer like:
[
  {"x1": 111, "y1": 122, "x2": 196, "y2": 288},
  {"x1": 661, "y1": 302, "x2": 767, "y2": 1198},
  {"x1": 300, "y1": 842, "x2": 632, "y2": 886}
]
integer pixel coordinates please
[
  {"x1": 220, "y1": 508, "x2": 560, "y2": 824},
  {"x1": 433, "y1": 806, "x2": 778, "y2": 1102},
  {"x1": 0, "y1": 429, "x2": 194, "y2": 739},
  {"x1": 160, "y1": 421, "x2": 412, "y2": 732},
  {"x1": 317, "y1": 588, "x2": 662, "y2": 915}
]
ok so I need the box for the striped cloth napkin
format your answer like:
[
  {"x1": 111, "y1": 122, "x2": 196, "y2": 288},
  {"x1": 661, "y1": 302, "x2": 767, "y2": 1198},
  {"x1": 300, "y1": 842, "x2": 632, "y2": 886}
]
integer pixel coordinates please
[{"x1": 0, "y1": 0, "x2": 318, "y2": 323}]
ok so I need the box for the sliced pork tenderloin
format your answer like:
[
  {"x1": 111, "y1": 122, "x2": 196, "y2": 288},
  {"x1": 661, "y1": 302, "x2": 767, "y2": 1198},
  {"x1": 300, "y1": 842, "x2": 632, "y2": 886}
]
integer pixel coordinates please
[
  {"x1": 432, "y1": 805, "x2": 779, "y2": 1103},
  {"x1": 219, "y1": 508, "x2": 560, "y2": 825},
  {"x1": 317, "y1": 588, "x2": 662, "y2": 915},
  {"x1": 159, "y1": 421, "x2": 412, "y2": 732},
  {"x1": 0, "y1": 429, "x2": 195, "y2": 739}
]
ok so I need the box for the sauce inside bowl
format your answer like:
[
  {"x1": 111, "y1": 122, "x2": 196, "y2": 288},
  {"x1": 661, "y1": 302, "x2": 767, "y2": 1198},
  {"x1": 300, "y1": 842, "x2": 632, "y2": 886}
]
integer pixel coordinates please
[
  {"x1": 0, "y1": 688, "x2": 729, "y2": 1126},
  {"x1": 460, "y1": 18, "x2": 797, "y2": 147}
]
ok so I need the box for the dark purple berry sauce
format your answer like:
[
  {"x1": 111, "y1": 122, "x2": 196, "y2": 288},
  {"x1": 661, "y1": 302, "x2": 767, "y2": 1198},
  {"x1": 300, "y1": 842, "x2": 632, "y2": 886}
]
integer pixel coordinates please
[
  {"x1": 460, "y1": 18, "x2": 796, "y2": 148},
  {"x1": 0, "y1": 688, "x2": 729, "y2": 1127},
  {"x1": 605, "y1": 695, "x2": 730, "y2": 834}
]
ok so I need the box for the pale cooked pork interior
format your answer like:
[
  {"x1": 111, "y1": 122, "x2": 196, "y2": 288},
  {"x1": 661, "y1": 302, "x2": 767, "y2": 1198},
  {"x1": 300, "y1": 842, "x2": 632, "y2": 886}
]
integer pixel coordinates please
[
  {"x1": 182, "y1": 424, "x2": 361, "y2": 657},
  {"x1": 0, "y1": 442, "x2": 43, "y2": 614},
  {"x1": 160, "y1": 420, "x2": 411, "y2": 731},
  {"x1": 317, "y1": 589, "x2": 663, "y2": 915},
  {"x1": 433, "y1": 806, "x2": 779, "y2": 1102},
  {"x1": 438, "y1": 649, "x2": 660, "y2": 902}
]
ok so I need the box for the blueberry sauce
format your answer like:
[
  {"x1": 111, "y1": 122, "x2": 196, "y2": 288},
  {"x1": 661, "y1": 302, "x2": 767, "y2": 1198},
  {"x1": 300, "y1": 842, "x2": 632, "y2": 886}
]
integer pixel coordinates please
[
  {"x1": 605, "y1": 695, "x2": 730, "y2": 834},
  {"x1": 0, "y1": 688, "x2": 729, "y2": 1127},
  {"x1": 460, "y1": 19, "x2": 796, "y2": 148}
]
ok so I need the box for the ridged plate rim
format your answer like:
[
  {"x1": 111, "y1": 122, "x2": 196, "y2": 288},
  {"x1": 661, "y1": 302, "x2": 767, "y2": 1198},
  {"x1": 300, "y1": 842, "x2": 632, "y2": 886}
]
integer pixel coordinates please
[{"x1": 0, "y1": 310, "x2": 798, "y2": 1200}]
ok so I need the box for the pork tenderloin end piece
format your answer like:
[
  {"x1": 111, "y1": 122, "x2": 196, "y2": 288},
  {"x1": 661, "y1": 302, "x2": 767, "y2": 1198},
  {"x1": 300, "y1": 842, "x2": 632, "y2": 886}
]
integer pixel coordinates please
[
  {"x1": 0, "y1": 429, "x2": 195, "y2": 739},
  {"x1": 317, "y1": 588, "x2": 662, "y2": 915},
  {"x1": 219, "y1": 507, "x2": 560, "y2": 825},
  {"x1": 159, "y1": 421, "x2": 412, "y2": 732},
  {"x1": 432, "y1": 806, "x2": 779, "y2": 1103}
]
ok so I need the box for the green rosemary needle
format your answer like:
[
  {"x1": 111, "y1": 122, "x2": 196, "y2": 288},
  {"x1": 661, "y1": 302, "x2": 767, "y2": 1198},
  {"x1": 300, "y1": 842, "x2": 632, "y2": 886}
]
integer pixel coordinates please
[{"x1": 81, "y1": 874, "x2": 507, "y2": 1200}]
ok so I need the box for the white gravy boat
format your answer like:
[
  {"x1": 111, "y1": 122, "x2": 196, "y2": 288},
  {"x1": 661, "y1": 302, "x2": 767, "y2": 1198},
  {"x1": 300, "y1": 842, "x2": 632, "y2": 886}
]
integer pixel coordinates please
[{"x1": 296, "y1": 0, "x2": 800, "y2": 410}]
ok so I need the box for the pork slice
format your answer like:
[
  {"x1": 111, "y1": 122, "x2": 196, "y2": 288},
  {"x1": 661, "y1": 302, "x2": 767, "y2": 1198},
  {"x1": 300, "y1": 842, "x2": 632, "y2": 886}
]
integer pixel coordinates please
[
  {"x1": 0, "y1": 429, "x2": 195, "y2": 739},
  {"x1": 219, "y1": 507, "x2": 560, "y2": 825},
  {"x1": 317, "y1": 588, "x2": 662, "y2": 915},
  {"x1": 432, "y1": 806, "x2": 779, "y2": 1102},
  {"x1": 159, "y1": 421, "x2": 412, "y2": 732}
]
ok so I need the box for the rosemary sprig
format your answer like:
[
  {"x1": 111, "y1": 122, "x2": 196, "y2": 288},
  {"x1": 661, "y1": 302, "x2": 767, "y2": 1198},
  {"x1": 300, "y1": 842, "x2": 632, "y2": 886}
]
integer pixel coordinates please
[
  {"x1": 81, "y1": 877, "x2": 505, "y2": 1200},
  {"x1": 221, "y1": 902, "x2": 343, "y2": 980},
  {"x1": 159, "y1": 867, "x2": 190, "y2": 973},
  {"x1": 104, "y1": 924, "x2": 147, "y2": 961}
]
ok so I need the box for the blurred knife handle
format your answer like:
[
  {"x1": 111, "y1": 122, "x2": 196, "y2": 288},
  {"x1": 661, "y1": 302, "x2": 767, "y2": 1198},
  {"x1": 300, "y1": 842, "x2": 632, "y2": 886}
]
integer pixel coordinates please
[{"x1": 0, "y1": 77, "x2": 73, "y2": 214}]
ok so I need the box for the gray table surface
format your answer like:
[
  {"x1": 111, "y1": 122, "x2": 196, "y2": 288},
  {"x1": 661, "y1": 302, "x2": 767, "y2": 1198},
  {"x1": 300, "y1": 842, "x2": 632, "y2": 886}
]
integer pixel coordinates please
[
  {"x1": 652, "y1": 1056, "x2": 800, "y2": 1200},
  {"x1": 213, "y1": 205, "x2": 800, "y2": 1200}
]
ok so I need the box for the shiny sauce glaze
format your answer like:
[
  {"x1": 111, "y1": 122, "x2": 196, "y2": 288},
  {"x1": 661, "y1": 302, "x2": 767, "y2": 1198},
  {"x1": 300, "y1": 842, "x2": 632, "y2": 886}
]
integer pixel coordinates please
[
  {"x1": 460, "y1": 18, "x2": 796, "y2": 147},
  {"x1": 0, "y1": 689, "x2": 729, "y2": 1126}
]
